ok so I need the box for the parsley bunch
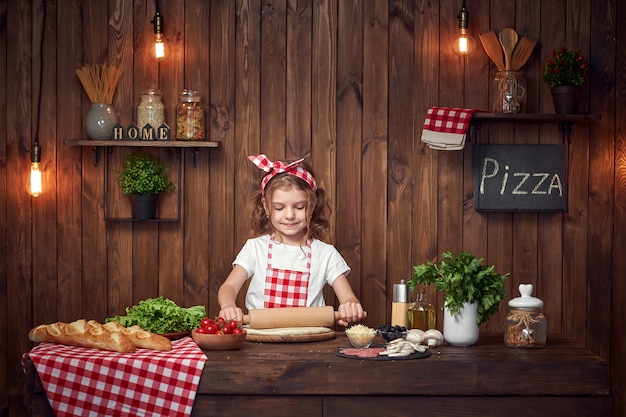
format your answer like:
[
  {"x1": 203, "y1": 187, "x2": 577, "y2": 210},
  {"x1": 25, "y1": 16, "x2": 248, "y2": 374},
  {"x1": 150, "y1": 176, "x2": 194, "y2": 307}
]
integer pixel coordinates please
[{"x1": 409, "y1": 251, "x2": 509, "y2": 326}]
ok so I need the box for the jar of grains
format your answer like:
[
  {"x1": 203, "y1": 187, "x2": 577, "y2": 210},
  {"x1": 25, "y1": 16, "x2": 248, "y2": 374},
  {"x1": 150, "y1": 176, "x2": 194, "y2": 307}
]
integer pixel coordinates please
[
  {"x1": 137, "y1": 89, "x2": 165, "y2": 129},
  {"x1": 176, "y1": 89, "x2": 205, "y2": 140},
  {"x1": 504, "y1": 284, "x2": 546, "y2": 348}
]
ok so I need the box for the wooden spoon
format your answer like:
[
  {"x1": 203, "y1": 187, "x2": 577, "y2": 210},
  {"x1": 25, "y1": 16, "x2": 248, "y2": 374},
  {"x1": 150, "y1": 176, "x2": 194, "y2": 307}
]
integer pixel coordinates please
[
  {"x1": 510, "y1": 36, "x2": 537, "y2": 71},
  {"x1": 478, "y1": 31, "x2": 505, "y2": 71},
  {"x1": 499, "y1": 28, "x2": 519, "y2": 70}
]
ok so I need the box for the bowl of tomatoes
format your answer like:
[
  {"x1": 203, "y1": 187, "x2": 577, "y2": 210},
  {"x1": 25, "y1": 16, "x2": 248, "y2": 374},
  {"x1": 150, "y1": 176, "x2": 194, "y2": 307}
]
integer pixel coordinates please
[{"x1": 191, "y1": 317, "x2": 247, "y2": 351}]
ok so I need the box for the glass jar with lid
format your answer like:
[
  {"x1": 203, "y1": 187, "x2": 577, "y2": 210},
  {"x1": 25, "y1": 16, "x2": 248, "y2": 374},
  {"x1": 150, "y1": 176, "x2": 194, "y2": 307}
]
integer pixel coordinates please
[
  {"x1": 137, "y1": 89, "x2": 165, "y2": 129},
  {"x1": 176, "y1": 89, "x2": 205, "y2": 140},
  {"x1": 504, "y1": 284, "x2": 546, "y2": 348}
]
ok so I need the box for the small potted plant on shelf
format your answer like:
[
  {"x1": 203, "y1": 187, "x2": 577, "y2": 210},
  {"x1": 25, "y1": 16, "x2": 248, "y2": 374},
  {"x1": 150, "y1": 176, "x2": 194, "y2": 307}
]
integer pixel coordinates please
[
  {"x1": 117, "y1": 152, "x2": 174, "y2": 220},
  {"x1": 409, "y1": 251, "x2": 509, "y2": 347},
  {"x1": 543, "y1": 48, "x2": 589, "y2": 114}
]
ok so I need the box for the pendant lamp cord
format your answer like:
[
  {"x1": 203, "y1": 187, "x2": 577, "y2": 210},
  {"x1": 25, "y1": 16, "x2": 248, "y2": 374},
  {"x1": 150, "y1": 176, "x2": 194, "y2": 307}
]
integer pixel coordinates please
[{"x1": 33, "y1": 0, "x2": 46, "y2": 154}]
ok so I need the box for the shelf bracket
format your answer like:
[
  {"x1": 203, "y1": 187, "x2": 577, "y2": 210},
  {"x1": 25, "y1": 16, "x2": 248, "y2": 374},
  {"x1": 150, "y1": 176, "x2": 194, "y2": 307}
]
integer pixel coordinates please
[
  {"x1": 91, "y1": 146, "x2": 102, "y2": 166},
  {"x1": 557, "y1": 122, "x2": 574, "y2": 144},
  {"x1": 191, "y1": 148, "x2": 199, "y2": 167}
]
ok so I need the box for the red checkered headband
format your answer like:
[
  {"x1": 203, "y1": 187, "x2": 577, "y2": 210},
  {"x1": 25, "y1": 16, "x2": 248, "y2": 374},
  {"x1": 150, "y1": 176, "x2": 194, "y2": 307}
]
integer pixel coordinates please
[{"x1": 248, "y1": 154, "x2": 317, "y2": 194}]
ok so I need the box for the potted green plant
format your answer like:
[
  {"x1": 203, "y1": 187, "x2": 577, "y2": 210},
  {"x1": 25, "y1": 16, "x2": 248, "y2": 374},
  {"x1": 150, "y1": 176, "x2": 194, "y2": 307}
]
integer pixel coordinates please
[
  {"x1": 409, "y1": 251, "x2": 509, "y2": 346},
  {"x1": 117, "y1": 152, "x2": 174, "y2": 220},
  {"x1": 543, "y1": 48, "x2": 589, "y2": 114}
]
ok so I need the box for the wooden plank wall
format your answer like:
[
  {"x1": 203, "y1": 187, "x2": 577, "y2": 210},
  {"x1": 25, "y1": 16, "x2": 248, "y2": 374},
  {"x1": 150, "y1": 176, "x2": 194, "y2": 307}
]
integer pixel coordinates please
[{"x1": 0, "y1": 0, "x2": 623, "y2": 416}]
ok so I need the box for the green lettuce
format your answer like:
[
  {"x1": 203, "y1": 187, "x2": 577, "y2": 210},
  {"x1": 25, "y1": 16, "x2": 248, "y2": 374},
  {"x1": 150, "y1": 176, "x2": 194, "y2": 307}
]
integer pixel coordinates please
[{"x1": 106, "y1": 296, "x2": 206, "y2": 334}]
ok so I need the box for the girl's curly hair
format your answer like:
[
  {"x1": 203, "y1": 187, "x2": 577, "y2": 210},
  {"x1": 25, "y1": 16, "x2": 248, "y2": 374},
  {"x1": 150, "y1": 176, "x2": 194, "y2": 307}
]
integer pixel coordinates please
[{"x1": 249, "y1": 161, "x2": 331, "y2": 242}]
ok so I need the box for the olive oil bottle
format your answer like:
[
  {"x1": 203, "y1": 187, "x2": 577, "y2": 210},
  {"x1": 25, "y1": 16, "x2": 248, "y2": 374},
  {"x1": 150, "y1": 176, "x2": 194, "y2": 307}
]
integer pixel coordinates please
[{"x1": 408, "y1": 289, "x2": 436, "y2": 330}]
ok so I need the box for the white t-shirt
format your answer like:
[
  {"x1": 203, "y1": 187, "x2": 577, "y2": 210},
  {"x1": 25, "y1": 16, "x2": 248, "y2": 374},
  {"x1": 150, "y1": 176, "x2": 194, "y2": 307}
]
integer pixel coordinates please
[{"x1": 233, "y1": 234, "x2": 351, "y2": 310}]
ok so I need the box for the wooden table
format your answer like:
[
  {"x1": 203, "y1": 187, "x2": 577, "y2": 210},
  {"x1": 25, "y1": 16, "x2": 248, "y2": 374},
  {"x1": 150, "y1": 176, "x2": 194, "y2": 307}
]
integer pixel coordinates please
[{"x1": 25, "y1": 334, "x2": 610, "y2": 417}]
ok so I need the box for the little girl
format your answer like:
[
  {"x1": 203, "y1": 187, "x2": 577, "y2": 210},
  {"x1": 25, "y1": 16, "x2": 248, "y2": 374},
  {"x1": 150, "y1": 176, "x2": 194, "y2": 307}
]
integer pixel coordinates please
[{"x1": 218, "y1": 154, "x2": 365, "y2": 327}]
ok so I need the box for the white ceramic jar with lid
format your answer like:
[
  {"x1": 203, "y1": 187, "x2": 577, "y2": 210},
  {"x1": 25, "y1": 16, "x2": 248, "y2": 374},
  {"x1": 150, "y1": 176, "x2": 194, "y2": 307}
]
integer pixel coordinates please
[{"x1": 504, "y1": 284, "x2": 546, "y2": 348}]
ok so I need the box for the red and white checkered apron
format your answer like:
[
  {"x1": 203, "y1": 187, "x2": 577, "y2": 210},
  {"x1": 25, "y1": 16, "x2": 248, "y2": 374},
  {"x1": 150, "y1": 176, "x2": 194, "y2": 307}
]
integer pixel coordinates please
[{"x1": 264, "y1": 237, "x2": 311, "y2": 307}]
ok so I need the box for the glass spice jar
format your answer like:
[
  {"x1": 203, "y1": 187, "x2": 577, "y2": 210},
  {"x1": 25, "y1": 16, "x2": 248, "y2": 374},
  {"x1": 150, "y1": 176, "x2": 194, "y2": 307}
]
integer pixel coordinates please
[
  {"x1": 137, "y1": 89, "x2": 165, "y2": 130},
  {"x1": 504, "y1": 284, "x2": 546, "y2": 348},
  {"x1": 176, "y1": 89, "x2": 205, "y2": 140},
  {"x1": 493, "y1": 70, "x2": 527, "y2": 113}
]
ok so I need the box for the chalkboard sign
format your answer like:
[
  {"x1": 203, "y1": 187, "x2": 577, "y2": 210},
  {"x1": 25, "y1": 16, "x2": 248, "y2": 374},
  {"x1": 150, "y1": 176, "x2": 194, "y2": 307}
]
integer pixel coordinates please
[{"x1": 473, "y1": 144, "x2": 566, "y2": 212}]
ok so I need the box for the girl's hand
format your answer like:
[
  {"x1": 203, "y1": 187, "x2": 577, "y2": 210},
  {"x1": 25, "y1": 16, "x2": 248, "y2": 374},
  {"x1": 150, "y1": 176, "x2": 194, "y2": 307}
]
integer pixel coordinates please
[
  {"x1": 337, "y1": 302, "x2": 365, "y2": 327},
  {"x1": 219, "y1": 305, "x2": 244, "y2": 325}
]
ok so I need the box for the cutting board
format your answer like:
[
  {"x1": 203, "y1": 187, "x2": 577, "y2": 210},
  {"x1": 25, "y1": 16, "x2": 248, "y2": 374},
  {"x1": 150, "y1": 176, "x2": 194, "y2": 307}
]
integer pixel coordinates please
[{"x1": 245, "y1": 327, "x2": 336, "y2": 343}]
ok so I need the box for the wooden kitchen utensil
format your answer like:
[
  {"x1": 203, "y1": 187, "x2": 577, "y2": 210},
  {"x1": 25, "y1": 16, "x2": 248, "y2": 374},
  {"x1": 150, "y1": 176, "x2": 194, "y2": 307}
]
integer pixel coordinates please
[
  {"x1": 478, "y1": 31, "x2": 505, "y2": 71},
  {"x1": 243, "y1": 306, "x2": 368, "y2": 329},
  {"x1": 499, "y1": 28, "x2": 519, "y2": 70},
  {"x1": 510, "y1": 36, "x2": 537, "y2": 70}
]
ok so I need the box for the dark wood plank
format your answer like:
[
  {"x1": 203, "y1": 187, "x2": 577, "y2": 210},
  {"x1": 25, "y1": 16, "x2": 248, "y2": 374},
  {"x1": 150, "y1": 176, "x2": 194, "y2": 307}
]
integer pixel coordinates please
[
  {"x1": 104, "y1": 0, "x2": 134, "y2": 317},
  {"x1": 324, "y1": 396, "x2": 611, "y2": 417},
  {"x1": 311, "y1": 0, "x2": 338, "y2": 307},
  {"x1": 412, "y1": 0, "x2": 440, "y2": 313},
  {"x1": 586, "y1": 0, "x2": 614, "y2": 362},
  {"x1": 208, "y1": 0, "x2": 236, "y2": 315},
  {"x1": 286, "y1": 0, "x2": 312, "y2": 160},
  {"x1": 361, "y1": 0, "x2": 388, "y2": 327},
  {"x1": 5, "y1": 2, "x2": 34, "y2": 416},
  {"x1": 387, "y1": 0, "x2": 415, "y2": 318},
  {"x1": 260, "y1": 0, "x2": 287, "y2": 159},
  {"x1": 232, "y1": 0, "x2": 262, "y2": 311},
  {"x1": 55, "y1": 0, "x2": 83, "y2": 324},
  {"x1": 0, "y1": 0, "x2": 7, "y2": 413},
  {"x1": 182, "y1": 0, "x2": 212, "y2": 312},
  {"x1": 335, "y1": 0, "x2": 363, "y2": 307},
  {"x1": 610, "y1": 0, "x2": 626, "y2": 414}
]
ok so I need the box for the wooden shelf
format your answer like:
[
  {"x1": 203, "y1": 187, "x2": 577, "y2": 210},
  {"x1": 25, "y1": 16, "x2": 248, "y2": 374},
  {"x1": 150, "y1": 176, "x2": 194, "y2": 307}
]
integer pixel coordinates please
[
  {"x1": 65, "y1": 139, "x2": 221, "y2": 222},
  {"x1": 471, "y1": 113, "x2": 600, "y2": 123},
  {"x1": 64, "y1": 139, "x2": 221, "y2": 148},
  {"x1": 64, "y1": 139, "x2": 220, "y2": 167},
  {"x1": 470, "y1": 113, "x2": 601, "y2": 143}
]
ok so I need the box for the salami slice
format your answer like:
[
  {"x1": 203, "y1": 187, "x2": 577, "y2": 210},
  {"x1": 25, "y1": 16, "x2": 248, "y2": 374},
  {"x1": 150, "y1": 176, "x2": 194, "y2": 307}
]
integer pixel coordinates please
[{"x1": 339, "y1": 347, "x2": 385, "y2": 357}]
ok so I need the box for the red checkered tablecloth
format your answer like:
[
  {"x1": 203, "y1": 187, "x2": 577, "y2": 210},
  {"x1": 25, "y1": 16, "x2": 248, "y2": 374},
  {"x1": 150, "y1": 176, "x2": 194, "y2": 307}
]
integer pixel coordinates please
[{"x1": 23, "y1": 336, "x2": 207, "y2": 417}]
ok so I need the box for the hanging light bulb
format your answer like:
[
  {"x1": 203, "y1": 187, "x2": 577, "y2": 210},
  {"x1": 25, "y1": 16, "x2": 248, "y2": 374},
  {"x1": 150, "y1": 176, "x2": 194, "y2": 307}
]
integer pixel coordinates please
[
  {"x1": 151, "y1": 7, "x2": 168, "y2": 61},
  {"x1": 454, "y1": 0, "x2": 476, "y2": 56},
  {"x1": 29, "y1": 142, "x2": 42, "y2": 197}
]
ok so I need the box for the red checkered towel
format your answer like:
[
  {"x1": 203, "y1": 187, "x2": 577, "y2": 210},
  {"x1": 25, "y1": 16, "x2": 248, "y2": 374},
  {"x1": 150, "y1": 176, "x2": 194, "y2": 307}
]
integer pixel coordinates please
[
  {"x1": 23, "y1": 336, "x2": 207, "y2": 417},
  {"x1": 421, "y1": 107, "x2": 478, "y2": 150}
]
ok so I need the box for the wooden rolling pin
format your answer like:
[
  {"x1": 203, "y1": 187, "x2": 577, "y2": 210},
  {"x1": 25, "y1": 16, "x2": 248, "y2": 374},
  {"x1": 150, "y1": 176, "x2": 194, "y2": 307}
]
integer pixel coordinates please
[{"x1": 242, "y1": 306, "x2": 367, "y2": 329}]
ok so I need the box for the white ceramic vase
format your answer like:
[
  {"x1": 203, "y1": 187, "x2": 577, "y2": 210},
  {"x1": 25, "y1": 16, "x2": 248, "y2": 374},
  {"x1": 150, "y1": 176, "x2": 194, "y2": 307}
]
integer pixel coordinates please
[
  {"x1": 86, "y1": 103, "x2": 117, "y2": 139},
  {"x1": 443, "y1": 301, "x2": 479, "y2": 347}
]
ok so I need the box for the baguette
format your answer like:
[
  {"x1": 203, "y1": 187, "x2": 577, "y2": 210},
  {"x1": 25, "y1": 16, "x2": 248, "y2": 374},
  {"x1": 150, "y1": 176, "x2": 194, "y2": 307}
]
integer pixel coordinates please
[
  {"x1": 100, "y1": 320, "x2": 172, "y2": 351},
  {"x1": 29, "y1": 319, "x2": 136, "y2": 353}
]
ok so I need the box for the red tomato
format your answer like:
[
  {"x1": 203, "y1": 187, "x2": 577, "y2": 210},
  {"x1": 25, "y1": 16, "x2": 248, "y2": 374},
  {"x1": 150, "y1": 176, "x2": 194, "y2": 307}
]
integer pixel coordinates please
[
  {"x1": 216, "y1": 317, "x2": 226, "y2": 328},
  {"x1": 222, "y1": 325, "x2": 232, "y2": 334},
  {"x1": 205, "y1": 324, "x2": 219, "y2": 334},
  {"x1": 195, "y1": 327, "x2": 210, "y2": 334},
  {"x1": 200, "y1": 318, "x2": 213, "y2": 329},
  {"x1": 232, "y1": 327, "x2": 244, "y2": 334},
  {"x1": 215, "y1": 330, "x2": 224, "y2": 335},
  {"x1": 228, "y1": 320, "x2": 238, "y2": 330}
]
